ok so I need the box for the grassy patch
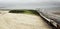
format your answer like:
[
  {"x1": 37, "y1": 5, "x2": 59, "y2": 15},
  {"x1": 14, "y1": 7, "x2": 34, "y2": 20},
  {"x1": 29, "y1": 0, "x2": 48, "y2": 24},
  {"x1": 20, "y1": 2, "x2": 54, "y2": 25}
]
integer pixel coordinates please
[{"x1": 9, "y1": 10, "x2": 39, "y2": 16}]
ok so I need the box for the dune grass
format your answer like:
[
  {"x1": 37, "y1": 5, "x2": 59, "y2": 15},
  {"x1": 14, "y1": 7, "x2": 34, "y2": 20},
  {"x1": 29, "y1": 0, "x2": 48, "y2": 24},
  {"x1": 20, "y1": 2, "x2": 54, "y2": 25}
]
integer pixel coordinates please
[{"x1": 9, "y1": 10, "x2": 39, "y2": 16}]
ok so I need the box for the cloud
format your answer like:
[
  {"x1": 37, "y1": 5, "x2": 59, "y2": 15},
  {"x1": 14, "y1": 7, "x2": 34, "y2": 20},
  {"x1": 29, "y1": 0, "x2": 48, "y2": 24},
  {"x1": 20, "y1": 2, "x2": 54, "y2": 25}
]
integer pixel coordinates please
[
  {"x1": 0, "y1": 0, "x2": 59, "y2": 4},
  {"x1": 0, "y1": 0, "x2": 60, "y2": 9}
]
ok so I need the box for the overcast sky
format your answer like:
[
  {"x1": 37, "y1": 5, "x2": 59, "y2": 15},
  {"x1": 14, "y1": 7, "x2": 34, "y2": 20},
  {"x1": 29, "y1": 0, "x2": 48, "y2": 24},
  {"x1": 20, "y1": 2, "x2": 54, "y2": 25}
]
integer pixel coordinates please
[{"x1": 0, "y1": 0, "x2": 60, "y2": 9}]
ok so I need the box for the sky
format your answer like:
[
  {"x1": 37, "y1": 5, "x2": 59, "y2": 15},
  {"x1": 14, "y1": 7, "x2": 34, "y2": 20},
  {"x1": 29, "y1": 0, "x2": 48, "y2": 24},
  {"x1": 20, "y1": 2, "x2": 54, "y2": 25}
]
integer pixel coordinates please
[{"x1": 0, "y1": 0, "x2": 60, "y2": 9}]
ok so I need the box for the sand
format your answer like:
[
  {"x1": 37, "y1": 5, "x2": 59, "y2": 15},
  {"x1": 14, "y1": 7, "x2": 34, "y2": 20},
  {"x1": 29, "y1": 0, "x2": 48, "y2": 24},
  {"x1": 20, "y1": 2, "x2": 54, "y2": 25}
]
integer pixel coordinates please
[{"x1": 0, "y1": 11, "x2": 52, "y2": 29}]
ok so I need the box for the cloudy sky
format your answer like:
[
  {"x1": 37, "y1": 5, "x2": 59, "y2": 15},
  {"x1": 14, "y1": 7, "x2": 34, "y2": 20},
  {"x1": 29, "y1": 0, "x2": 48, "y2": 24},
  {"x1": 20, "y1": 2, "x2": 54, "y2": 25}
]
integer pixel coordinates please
[{"x1": 0, "y1": 0, "x2": 60, "y2": 9}]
